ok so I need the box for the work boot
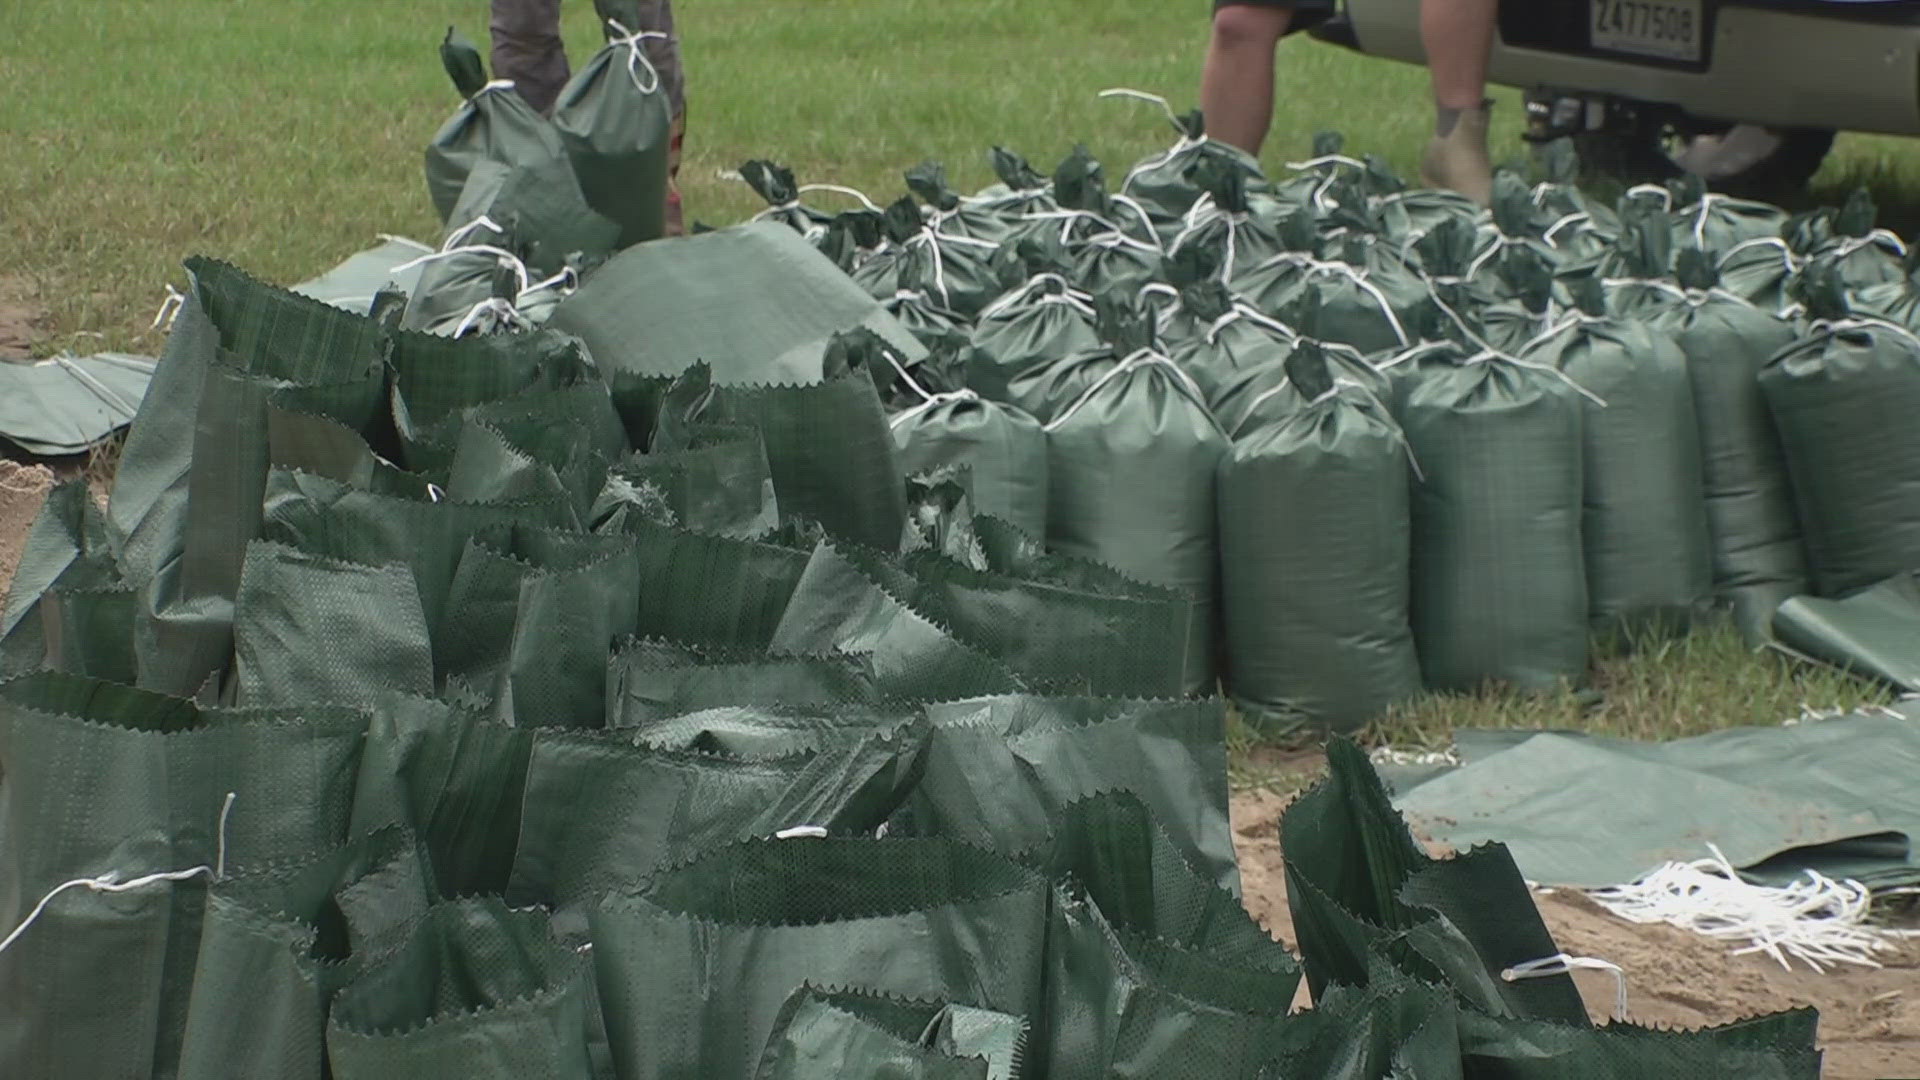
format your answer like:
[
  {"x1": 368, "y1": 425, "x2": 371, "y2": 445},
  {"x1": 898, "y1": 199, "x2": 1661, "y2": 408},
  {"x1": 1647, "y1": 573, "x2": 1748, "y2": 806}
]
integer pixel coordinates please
[{"x1": 1422, "y1": 101, "x2": 1494, "y2": 207}]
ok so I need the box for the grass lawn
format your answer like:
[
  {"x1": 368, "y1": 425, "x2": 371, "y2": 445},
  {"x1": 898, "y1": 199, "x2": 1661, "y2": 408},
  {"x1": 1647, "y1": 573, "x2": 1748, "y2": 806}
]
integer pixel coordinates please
[{"x1": 0, "y1": 0, "x2": 1900, "y2": 764}]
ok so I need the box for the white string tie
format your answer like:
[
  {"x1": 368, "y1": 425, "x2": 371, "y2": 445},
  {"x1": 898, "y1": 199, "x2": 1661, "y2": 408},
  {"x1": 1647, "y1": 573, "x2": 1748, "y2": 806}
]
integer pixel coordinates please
[
  {"x1": 1281, "y1": 153, "x2": 1368, "y2": 174},
  {"x1": 0, "y1": 792, "x2": 236, "y2": 956},
  {"x1": 797, "y1": 183, "x2": 883, "y2": 212},
  {"x1": 151, "y1": 286, "x2": 186, "y2": 332},
  {"x1": 1623, "y1": 182, "x2": 1675, "y2": 210},
  {"x1": 890, "y1": 389, "x2": 980, "y2": 429},
  {"x1": 1462, "y1": 348, "x2": 1609, "y2": 408},
  {"x1": 1044, "y1": 348, "x2": 1208, "y2": 432},
  {"x1": 979, "y1": 273, "x2": 1093, "y2": 321},
  {"x1": 1252, "y1": 253, "x2": 1409, "y2": 346},
  {"x1": 881, "y1": 345, "x2": 934, "y2": 404},
  {"x1": 1543, "y1": 213, "x2": 1592, "y2": 245},
  {"x1": 375, "y1": 233, "x2": 435, "y2": 253},
  {"x1": 391, "y1": 242, "x2": 532, "y2": 299},
  {"x1": 774, "y1": 825, "x2": 829, "y2": 840},
  {"x1": 1501, "y1": 953, "x2": 1628, "y2": 1020},
  {"x1": 1601, "y1": 275, "x2": 1689, "y2": 301},
  {"x1": 1099, "y1": 88, "x2": 1208, "y2": 187},
  {"x1": 1718, "y1": 236, "x2": 1798, "y2": 275},
  {"x1": 602, "y1": 20, "x2": 669, "y2": 95}
]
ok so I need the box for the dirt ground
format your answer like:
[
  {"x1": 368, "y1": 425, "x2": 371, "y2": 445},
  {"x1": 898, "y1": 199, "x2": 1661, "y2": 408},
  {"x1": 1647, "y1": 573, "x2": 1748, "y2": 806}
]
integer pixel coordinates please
[
  {"x1": 0, "y1": 276, "x2": 45, "y2": 360},
  {"x1": 1232, "y1": 783, "x2": 1920, "y2": 1080},
  {"x1": 0, "y1": 461, "x2": 55, "y2": 595}
]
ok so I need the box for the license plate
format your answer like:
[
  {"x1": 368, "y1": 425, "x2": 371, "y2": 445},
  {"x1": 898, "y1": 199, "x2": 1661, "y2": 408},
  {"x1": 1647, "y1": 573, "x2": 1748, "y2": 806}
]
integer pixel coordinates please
[{"x1": 1591, "y1": 0, "x2": 1703, "y2": 62}]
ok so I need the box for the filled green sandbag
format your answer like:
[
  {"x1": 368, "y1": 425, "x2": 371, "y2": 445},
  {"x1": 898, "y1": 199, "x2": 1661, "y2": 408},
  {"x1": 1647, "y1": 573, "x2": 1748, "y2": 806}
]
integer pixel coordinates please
[
  {"x1": 423, "y1": 28, "x2": 566, "y2": 224},
  {"x1": 890, "y1": 387, "x2": 1048, "y2": 541},
  {"x1": 175, "y1": 827, "x2": 430, "y2": 1080},
  {"x1": 1043, "y1": 300, "x2": 1225, "y2": 690},
  {"x1": 1034, "y1": 793, "x2": 1299, "y2": 1080},
  {"x1": 890, "y1": 194, "x2": 1012, "y2": 318},
  {"x1": 587, "y1": 836, "x2": 1049, "y2": 1080},
  {"x1": 1157, "y1": 275, "x2": 1296, "y2": 406},
  {"x1": 969, "y1": 274, "x2": 1103, "y2": 396},
  {"x1": 1390, "y1": 340, "x2": 1589, "y2": 691},
  {"x1": 755, "y1": 986, "x2": 1020, "y2": 1080},
  {"x1": 1165, "y1": 156, "x2": 1295, "y2": 286},
  {"x1": 325, "y1": 899, "x2": 600, "y2": 1080},
  {"x1": 1204, "y1": 289, "x2": 1390, "y2": 437},
  {"x1": 907, "y1": 158, "x2": 1029, "y2": 248},
  {"x1": 1521, "y1": 283, "x2": 1713, "y2": 636},
  {"x1": 1665, "y1": 179, "x2": 1787, "y2": 258},
  {"x1": 1760, "y1": 317, "x2": 1920, "y2": 596},
  {"x1": 1236, "y1": 243, "x2": 1424, "y2": 357},
  {"x1": 1105, "y1": 94, "x2": 1267, "y2": 243},
  {"x1": 1219, "y1": 345, "x2": 1420, "y2": 736},
  {"x1": 740, "y1": 158, "x2": 836, "y2": 241},
  {"x1": 551, "y1": 19, "x2": 674, "y2": 247},
  {"x1": 0, "y1": 673, "x2": 365, "y2": 1080},
  {"x1": 548, "y1": 222, "x2": 926, "y2": 384},
  {"x1": 1645, "y1": 252, "x2": 1809, "y2": 639},
  {"x1": 1773, "y1": 572, "x2": 1920, "y2": 692}
]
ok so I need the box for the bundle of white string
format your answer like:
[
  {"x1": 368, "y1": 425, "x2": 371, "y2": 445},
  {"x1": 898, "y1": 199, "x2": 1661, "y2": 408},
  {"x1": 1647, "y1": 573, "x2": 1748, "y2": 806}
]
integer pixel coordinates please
[{"x1": 1588, "y1": 844, "x2": 1920, "y2": 973}]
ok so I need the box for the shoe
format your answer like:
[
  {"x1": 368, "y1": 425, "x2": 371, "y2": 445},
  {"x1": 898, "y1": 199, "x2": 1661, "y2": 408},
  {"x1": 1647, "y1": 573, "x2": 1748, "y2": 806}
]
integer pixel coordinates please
[{"x1": 1422, "y1": 102, "x2": 1494, "y2": 207}]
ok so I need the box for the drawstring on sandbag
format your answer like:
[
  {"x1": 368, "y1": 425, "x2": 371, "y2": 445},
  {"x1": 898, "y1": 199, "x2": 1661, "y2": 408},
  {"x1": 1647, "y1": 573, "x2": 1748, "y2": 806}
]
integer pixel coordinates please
[
  {"x1": 1203, "y1": 303, "x2": 1298, "y2": 347},
  {"x1": 1502, "y1": 952, "x2": 1628, "y2": 1021},
  {"x1": 900, "y1": 228, "x2": 997, "y2": 308},
  {"x1": 603, "y1": 20, "x2": 670, "y2": 96},
  {"x1": 1623, "y1": 182, "x2": 1674, "y2": 211},
  {"x1": 890, "y1": 389, "x2": 979, "y2": 429},
  {"x1": 1099, "y1": 88, "x2": 1209, "y2": 187},
  {"x1": 0, "y1": 792, "x2": 237, "y2": 956},
  {"x1": 1169, "y1": 192, "x2": 1250, "y2": 281},
  {"x1": 1249, "y1": 252, "x2": 1410, "y2": 346},
  {"x1": 979, "y1": 273, "x2": 1096, "y2": 321},
  {"x1": 1043, "y1": 348, "x2": 1209, "y2": 433}
]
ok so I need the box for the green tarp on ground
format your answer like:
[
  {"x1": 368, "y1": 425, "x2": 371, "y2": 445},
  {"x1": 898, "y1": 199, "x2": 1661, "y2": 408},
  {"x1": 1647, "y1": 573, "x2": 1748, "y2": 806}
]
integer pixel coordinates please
[
  {"x1": 0, "y1": 354, "x2": 156, "y2": 456},
  {"x1": 1389, "y1": 701, "x2": 1920, "y2": 889},
  {"x1": 1774, "y1": 572, "x2": 1920, "y2": 692}
]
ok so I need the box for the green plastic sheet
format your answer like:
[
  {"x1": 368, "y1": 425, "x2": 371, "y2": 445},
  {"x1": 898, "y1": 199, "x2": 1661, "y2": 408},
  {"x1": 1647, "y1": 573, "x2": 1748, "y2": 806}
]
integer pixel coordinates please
[
  {"x1": 1773, "y1": 572, "x2": 1920, "y2": 691},
  {"x1": 1391, "y1": 703, "x2": 1920, "y2": 889}
]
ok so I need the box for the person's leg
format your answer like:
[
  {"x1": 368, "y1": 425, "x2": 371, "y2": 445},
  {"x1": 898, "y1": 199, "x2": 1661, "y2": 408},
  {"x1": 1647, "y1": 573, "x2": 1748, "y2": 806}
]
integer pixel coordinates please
[
  {"x1": 491, "y1": 0, "x2": 571, "y2": 115},
  {"x1": 1419, "y1": 0, "x2": 1498, "y2": 203},
  {"x1": 643, "y1": 0, "x2": 686, "y2": 236},
  {"x1": 1200, "y1": 3, "x2": 1291, "y2": 157}
]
